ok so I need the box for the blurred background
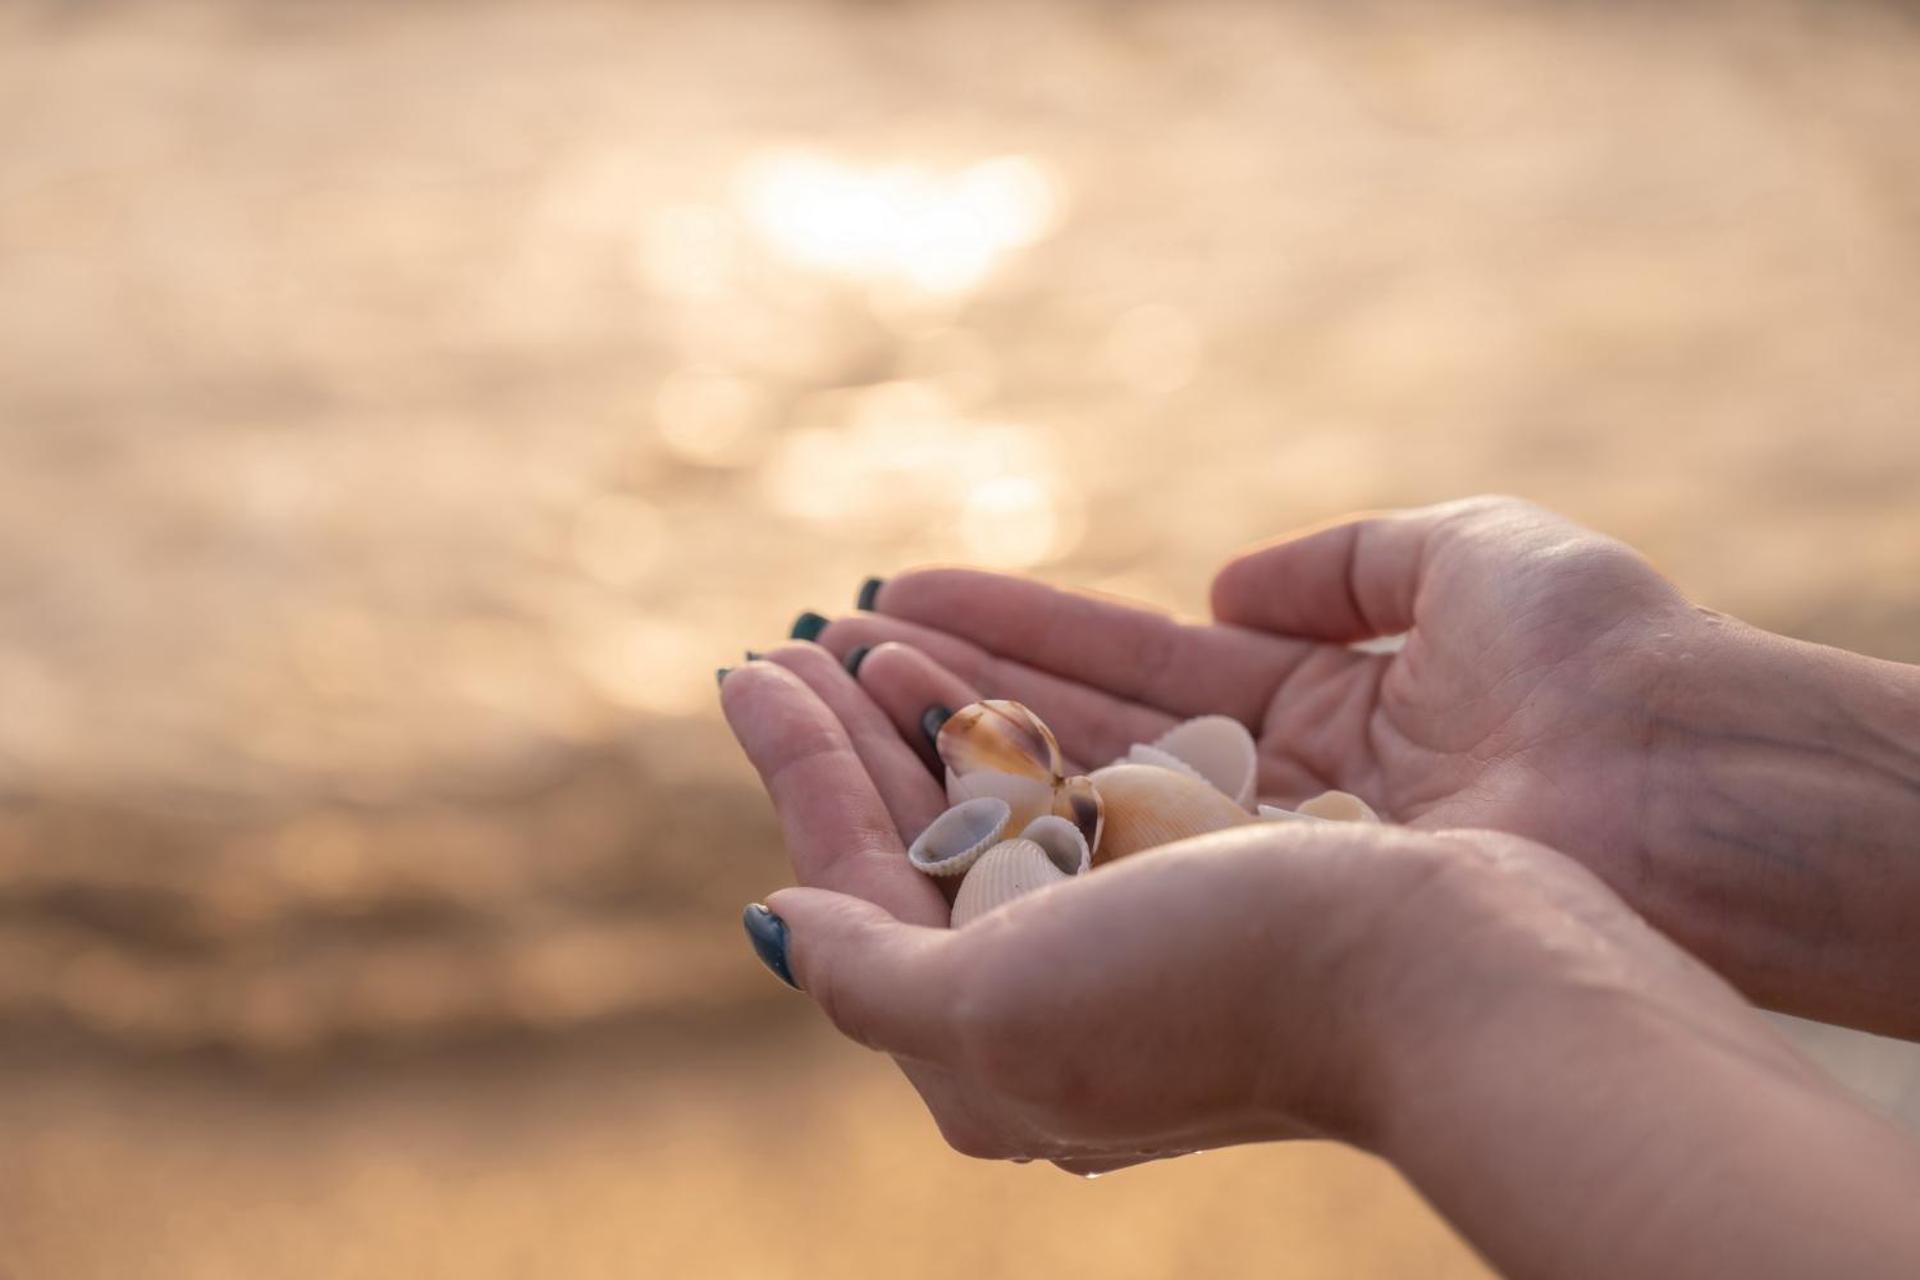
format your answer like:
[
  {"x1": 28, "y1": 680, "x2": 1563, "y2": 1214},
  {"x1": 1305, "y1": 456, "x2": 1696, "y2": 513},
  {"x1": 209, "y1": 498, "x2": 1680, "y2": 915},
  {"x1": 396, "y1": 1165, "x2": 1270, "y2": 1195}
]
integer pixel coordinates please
[{"x1": 2, "y1": 0, "x2": 1918, "y2": 1274}]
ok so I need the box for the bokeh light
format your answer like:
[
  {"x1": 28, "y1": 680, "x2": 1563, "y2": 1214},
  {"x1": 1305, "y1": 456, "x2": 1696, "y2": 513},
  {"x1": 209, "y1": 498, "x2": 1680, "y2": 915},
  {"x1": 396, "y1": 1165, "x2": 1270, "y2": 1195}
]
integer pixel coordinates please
[
  {"x1": 735, "y1": 149, "x2": 1062, "y2": 296},
  {"x1": 3, "y1": 1, "x2": 1919, "y2": 1275},
  {"x1": 652, "y1": 366, "x2": 767, "y2": 468}
]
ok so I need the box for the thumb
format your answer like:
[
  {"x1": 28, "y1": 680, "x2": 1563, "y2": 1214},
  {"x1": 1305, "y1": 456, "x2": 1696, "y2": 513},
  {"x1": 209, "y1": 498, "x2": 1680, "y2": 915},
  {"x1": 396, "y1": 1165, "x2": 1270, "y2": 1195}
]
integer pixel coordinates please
[
  {"x1": 764, "y1": 887, "x2": 965, "y2": 1064},
  {"x1": 1211, "y1": 499, "x2": 1497, "y2": 641}
]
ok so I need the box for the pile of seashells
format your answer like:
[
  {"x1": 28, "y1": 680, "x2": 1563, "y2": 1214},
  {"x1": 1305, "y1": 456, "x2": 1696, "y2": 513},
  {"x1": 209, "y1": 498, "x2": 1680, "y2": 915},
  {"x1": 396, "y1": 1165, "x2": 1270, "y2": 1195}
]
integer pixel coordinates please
[{"x1": 909, "y1": 700, "x2": 1383, "y2": 926}]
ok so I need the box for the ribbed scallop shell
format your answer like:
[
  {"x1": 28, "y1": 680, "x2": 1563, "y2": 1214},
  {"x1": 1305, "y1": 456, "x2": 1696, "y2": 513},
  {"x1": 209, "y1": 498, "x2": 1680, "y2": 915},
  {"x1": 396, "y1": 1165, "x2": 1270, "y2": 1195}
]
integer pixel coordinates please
[
  {"x1": 1131, "y1": 715, "x2": 1258, "y2": 809},
  {"x1": 1016, "y1": 814, "x2": 1092, "y2": 877},
  {"x1": 1295, "y1": 790, "x2": 1383, "y2": 823},
  {"x1": 907, "y1": 796, "x2": 1013, "y2": 877},
  {"x1": 1087, "y1": 763, "x2": 1258, "y2": 864},
  {"x1": 950, "y1": 820, "x2": 1089, "y2": 928}
]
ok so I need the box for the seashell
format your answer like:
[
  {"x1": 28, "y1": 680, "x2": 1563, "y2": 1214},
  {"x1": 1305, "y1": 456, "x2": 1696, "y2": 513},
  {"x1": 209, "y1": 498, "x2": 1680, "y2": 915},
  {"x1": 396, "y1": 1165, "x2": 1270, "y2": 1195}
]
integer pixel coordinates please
[
  {"x1": 1017, "y1": 814, "x2": 1092, "y2": 877},
  {"x1": 946, "y1": 767, "x2": 1053, "y2": 835},
  {"x1": 939, "y1": 700, "x2": 1105, "y2": 849},
  {"x1": 1087, "y1": 763, "x2": 1258, "y2": 864},
  {"x1": 907, "y1": 796, "x2": 1013, "y2": 878},
  {"x1": 1132, "y1": 715, "x2": 1259, "y2": 809},
  {"x1": 1257, "y1": 803, "x2": 1325, "y2": 823},
  {"x1": 936, "y1": 700, "x2": 1064, "y2": 785},
  {"x1": 1295, "y1": 790, "x2": 1383, "y2": 823},
  {"x1": 951, "y1": 824, "x2": 1087, "y2": 928},
  {"x1": 1054, "y1": 773, "x2": 1105, "y2": 855},
  {"x1": 1350, "y1": 632, "x2": 1408, "y2": 655},
  {"x1": 1124, "y1": 743, "x2": 1210, "y2": 787}
]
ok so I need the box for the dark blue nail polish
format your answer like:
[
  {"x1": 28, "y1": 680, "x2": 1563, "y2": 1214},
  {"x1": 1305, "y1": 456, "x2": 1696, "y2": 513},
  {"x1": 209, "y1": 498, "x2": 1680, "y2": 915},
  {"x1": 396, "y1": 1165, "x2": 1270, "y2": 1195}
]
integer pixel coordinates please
[
  {"x1": 743, "y1": 904, "x2": 797, "y2": 989},
  {"x1": 856, "y1": 577, "x2": 885, "y2": 611},
  {"x1": 716, "y1": 666, "x2": 735, "y2": 687},
  {"x1": 920, "y1": 704, "x2": 953, "y2": 754},
  {"x1": 790, "y1": 611, "x2": 828, "y2": 643},
  {"x1": 744, "y1": 650, "x2": 764, "y2": 662},
  {"x1": 843, "y1": 644, "x2": 873, "y2": 677}
]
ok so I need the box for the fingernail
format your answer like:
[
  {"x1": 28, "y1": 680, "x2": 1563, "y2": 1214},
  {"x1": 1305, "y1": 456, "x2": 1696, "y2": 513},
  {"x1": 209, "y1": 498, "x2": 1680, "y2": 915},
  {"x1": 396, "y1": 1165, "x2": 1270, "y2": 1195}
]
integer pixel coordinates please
[
  {"x1": 920, "y1": 704, "x2": 953, "y2": 754},
  {"x1": 742, "y1": 903, "x2": 797, "y2": 989},
  {"x1": 790, "y1": 611, "x2": 828, "y2": 643},
  {"x1": 856, "y1": 577, "x2": 885, "y2": 611},
  {"x1": 744, "y1": 649, "x2": 764, "y2": 662},
  {"x1": 843, "y1": 644, "x2": 873, "y2": 677},
  {"x1": 716, "y1": 666, "x2": 735, "y2": 688}
]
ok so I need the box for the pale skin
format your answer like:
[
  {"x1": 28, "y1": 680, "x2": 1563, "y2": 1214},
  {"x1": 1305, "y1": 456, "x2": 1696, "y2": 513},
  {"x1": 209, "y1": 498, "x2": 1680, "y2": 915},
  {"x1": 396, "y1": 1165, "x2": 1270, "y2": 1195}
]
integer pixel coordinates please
[{"x1": 719, "y1": 496, "x2": 1920, "y2": 1278}]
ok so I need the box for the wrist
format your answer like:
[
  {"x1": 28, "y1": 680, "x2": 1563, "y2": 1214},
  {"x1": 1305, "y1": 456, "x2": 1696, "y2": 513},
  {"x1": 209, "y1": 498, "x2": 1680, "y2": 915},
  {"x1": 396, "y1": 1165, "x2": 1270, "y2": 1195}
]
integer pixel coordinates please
[
  {"x1": 1259, "y1": 830, "x2": 1615, "y2": 1150},
  {"x1": 1639, "y1": 613, "x2": 1920, "y2": 1031}
]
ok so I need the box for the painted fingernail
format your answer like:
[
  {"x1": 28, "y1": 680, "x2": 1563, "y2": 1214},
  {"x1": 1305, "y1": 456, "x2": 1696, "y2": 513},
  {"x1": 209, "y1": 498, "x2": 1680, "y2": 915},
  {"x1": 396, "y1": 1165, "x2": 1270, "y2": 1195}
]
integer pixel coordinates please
[
  {"x1": 856, "y1": 577, "x2": 885, "y2": 611},
  {"x1": 790, "y1": 611, "x2": 828, "y2": 642},
  {"x1": 843, "y1": 644, "x2": 873, "y2": 677},
  {"x1": 716, "y1": 666, "x2": 735, "y2": 687},
  {"x1": 920, "y1": 704, "x2": 954, "y2": 754},
  {"x1": 744, "y1": 649, "x2": 764, "y2": 662},
  {"x1": 742, "y1": 903, "x2": 797, "y2": 989}
]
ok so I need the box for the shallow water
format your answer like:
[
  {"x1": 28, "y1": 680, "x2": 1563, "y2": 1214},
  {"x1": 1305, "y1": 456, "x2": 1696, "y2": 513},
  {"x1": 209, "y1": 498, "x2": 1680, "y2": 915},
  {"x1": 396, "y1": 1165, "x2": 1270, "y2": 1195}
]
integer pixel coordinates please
[{"x1": 2, "y1": 0, "x2": 1918, "y2": 1273}]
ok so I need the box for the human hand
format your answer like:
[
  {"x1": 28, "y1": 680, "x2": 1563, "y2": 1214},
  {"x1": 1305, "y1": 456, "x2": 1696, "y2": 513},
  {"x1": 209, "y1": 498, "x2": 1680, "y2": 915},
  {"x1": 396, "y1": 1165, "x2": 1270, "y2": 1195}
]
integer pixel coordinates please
[
  {"x1": 720, "y1": 653, "x2": 1920, "y2": 1279},
  {"x1": 805, "y1": 496, "x2": 1920, "y2": 1034},
  {"x1": 716, "y1": 650, "x2": 1660, "y2": 1168}
]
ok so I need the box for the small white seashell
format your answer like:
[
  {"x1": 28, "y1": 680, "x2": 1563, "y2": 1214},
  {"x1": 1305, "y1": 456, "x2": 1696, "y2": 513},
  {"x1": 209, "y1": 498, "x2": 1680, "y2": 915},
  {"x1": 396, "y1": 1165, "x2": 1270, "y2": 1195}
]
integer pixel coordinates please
[
  {"x1": 1138, "y1": 715, "x2": 1259, "y2": 809},
  {"x1": 1349, "y1": 632, "x2": 1408, "y2": 655},
  {"x1": 907, "y1": 796, "x2": 1013, "y2": 877},
  {"x1": 951, "y1": 835, "x2": 1079, "y2": 928},
  {"x1": 1017, "y1": 814, "x2": 1093, "y2": 877},
  {"x1": 1125, "y1": 743, "x2": 1211, "y2": 787},
  {"x1": 1295, "y1": 790, "x2": 1383, "y2": 823},
  {"x1": 1257, "y1": 803, "x2": 1326, "y2": 823}
]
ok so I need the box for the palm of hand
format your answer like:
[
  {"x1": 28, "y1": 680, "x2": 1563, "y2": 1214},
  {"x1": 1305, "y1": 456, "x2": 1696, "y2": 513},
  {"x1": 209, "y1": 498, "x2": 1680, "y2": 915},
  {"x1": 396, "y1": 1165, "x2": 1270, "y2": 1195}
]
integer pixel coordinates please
[
  {"x1": 726, "y1": 498, "x2": 1701, "y2": 1168},
  {"x1": 1264, "y1": 528, "x2": 1685, "y2": 864},
  {"x1": 825, "y1": 498, "x2": 1691, "y2": 887}
]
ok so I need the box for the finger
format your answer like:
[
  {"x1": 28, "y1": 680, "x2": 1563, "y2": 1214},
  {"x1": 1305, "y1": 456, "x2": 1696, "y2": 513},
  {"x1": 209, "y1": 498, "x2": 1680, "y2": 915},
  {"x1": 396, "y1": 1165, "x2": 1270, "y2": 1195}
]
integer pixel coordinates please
[
  {"x1": 857, "y1": 570, "x2": 1313, "y2": 725},
  {"x1": 766, "y1": 886, "x2": 965, "y2": 1064},
  {"x1": 825, "y1": 621, "x2": 1181, "y2": 769},
  {"x1": 1051, "y1": 1155, "x2": 1157, "y2": 1177},
  {"x1": 1211, "y1": 499, "x2": 1515, "y2": 641},
  {"x1": 848, "y1": 641, "x2": 983, "y2": 773},
  {"x1": 720, "y1": 663, "x2": 946, "y2": 927},
  {"x1": 763, "y1": 642, "x2": 947, "y2": 841}
]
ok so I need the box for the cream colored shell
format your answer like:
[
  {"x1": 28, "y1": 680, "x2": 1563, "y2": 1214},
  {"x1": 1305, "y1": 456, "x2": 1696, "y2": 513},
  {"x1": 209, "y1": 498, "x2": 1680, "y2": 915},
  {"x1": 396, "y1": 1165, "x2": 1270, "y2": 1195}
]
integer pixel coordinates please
[
  {"x1": 1086, "y1": 762, "x2": 1257, "y2": 864},
  {"x1": 1132, "y1": 715, "x2": 1258, "y2": 809},
  {"x1": 949, "y1": 816, "x2": 1092, "y2": 927},
  {"x1": 1295, "y1": 790, "x2": 1382, "y2": 823}
]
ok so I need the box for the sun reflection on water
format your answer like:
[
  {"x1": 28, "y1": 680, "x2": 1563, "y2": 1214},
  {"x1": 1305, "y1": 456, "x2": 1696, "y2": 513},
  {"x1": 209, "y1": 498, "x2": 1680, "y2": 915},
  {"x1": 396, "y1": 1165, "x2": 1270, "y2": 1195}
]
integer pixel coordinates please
[
  {"x1": 754, "y1": 379, "x2": 1080, "y2": 570},
  {"x1": 733, "y1": 149, "x2": 1062, "y2": 296}
]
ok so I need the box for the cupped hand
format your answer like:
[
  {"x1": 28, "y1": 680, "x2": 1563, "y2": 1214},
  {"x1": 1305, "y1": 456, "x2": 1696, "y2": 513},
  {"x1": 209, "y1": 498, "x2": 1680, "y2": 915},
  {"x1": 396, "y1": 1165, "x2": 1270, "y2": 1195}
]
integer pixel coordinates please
[
  {"x1": 719, "y1": 656, "x2": 1427, "y2": 1167},
  {"x1": 717, "y1": 647, "x2": 1759, "y2": 1171},
  {"x1": 810, "y1": 497, "x2": 1710, "y2": 956}
]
